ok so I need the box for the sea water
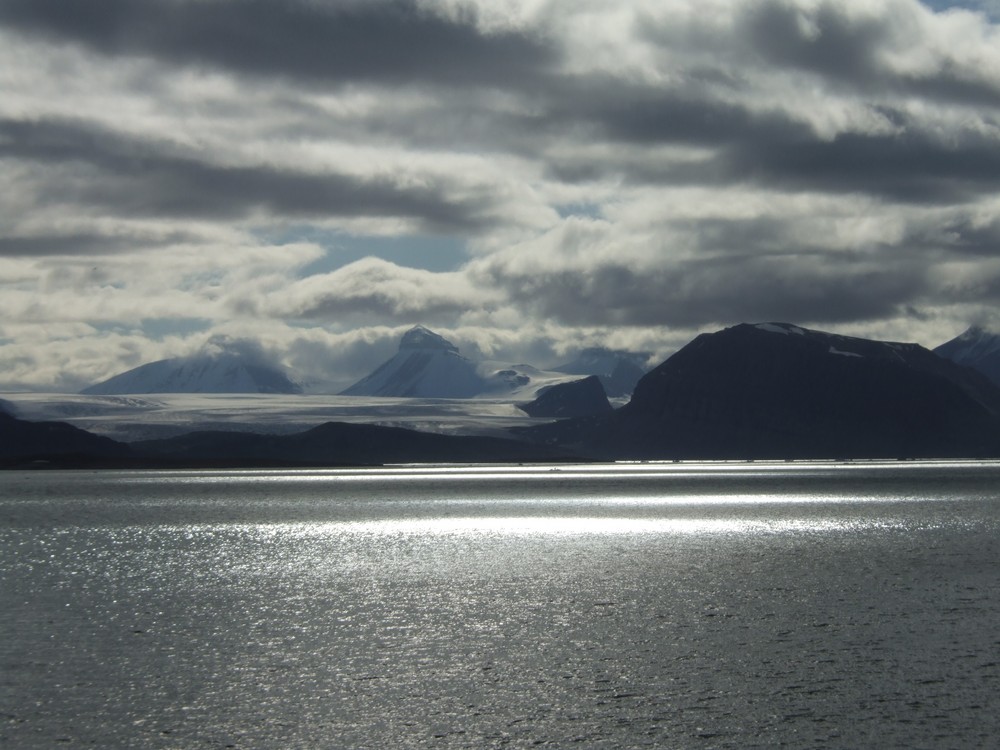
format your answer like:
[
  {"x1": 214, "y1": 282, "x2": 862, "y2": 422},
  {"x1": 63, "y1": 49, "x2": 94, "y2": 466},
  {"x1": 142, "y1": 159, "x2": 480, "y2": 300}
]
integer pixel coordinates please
[{"x1": 2, "y1": 462, "x2": 999, "y2": 748}]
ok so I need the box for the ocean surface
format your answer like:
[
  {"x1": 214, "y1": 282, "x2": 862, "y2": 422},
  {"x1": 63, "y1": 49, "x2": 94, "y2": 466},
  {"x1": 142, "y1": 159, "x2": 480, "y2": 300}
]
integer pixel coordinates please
[{"x1": 2, "y1": 461, "x2": 1000, "y2": 748}]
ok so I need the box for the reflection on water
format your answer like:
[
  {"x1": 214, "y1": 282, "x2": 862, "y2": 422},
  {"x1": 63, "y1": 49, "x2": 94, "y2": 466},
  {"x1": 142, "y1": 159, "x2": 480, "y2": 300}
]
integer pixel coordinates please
[
  {"x1": 229, "y1": 515, "x2": 907, "y2": 537},
  {"x1": 2, "y1": 462, "x2": 1000, "y2": 748}
]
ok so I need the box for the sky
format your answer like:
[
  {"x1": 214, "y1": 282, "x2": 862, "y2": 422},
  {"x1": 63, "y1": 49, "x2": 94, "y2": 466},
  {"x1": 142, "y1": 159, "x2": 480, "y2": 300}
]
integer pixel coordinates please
[{"x1": 3, "y1": 0, "x2": 1000, "y2": 392}]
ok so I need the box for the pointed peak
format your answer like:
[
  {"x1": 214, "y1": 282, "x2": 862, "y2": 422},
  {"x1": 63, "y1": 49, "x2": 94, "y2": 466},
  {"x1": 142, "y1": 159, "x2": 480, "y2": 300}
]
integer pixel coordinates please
[{"x1": 399, "y1": 325, "x2": 459, "y2": 353}]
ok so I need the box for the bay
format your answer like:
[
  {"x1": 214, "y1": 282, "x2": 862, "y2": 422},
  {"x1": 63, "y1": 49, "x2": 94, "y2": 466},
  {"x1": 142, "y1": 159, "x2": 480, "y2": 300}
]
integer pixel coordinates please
[{"x1": 2, "y1": 461, "x2": 999, "y2": 748}]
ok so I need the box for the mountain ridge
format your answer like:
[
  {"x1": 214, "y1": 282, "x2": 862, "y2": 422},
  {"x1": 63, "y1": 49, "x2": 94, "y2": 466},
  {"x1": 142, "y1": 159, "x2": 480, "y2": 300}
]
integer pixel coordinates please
[{"x1": 521, "y1": 322, "x2": 1000, "y2": 460}]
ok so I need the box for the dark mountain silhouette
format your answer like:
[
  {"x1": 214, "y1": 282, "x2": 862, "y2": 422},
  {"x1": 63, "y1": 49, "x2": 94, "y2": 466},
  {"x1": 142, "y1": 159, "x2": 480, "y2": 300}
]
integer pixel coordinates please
[
  {"x1": 133, "y1": 421, "x2": 573, "y2": 466},
  {"x1": 519, "y1": 376, "x2": 612, "y2": 419},
  {"x1": 0, "y1": 411, "x2": 132, "y2": 465},
  {"x1": 0, "y1": 410, "x2": 574, "y2": 468},
  {"x1": 521, "y1": 323, "x2": 1000, "y2": 459}
]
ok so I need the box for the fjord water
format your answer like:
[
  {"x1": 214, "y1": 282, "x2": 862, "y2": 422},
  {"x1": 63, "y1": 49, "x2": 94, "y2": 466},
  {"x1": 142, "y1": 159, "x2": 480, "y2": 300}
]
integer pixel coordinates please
[{"x1": 2, "y1": 463, "x2": 999, "y2": 748}]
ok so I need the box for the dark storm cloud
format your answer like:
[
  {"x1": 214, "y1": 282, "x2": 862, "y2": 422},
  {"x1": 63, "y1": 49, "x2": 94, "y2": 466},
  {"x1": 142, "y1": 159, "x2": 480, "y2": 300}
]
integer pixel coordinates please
[
  {"x1": 0, "y1": 118, "x2": 499, "y2": 233},
  {"x1": 539, "y1": 89, "x2": 1000, "y2": 203},
  {"x1": 473, "y1": 254, "x2": 927, "y2": 328},
  {"x1": 0, "y1": 0, "x2": 554, "y2": 88},
  {"x1": 555, "y1": 77, "x2": 814, "y2": 147},
  {"x1": 741, "y1": 1, "x2": 888, "y2": 88},
  {"x1": 721, "y1": 125, "x2": 1000, "y2": 204},
  {"x1": 0, "y1": 232, "x2": 192, "y2": 257},
  {"x1": 739, "y1": 1, "x2": 1000, "y2": 107},
  {"x1": 902, "y1": 215, "x2": 1000, "y2": 257}
]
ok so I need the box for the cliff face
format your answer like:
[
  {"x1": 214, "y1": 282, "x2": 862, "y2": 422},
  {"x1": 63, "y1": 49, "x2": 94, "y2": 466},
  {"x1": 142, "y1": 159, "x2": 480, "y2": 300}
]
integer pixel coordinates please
[{"x1": 523, "y1": 323, "x2": 1000, "y2": 460}]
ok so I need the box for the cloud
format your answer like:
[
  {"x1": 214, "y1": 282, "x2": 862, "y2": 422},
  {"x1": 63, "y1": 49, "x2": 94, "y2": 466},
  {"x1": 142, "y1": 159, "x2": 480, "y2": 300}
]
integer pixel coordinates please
[
  {"x1": 248, "y1": 256, "x2": 497, "y2": 324},
  {"x1": 3, "y1": 0, "x2": 1000, "y2": 390},
  {"x1": 0, "y1": 117, "x2": 531, "y2": 234},
  {"x1": 467, "y1": 214, "x2": 925, "y2": 328},
  {"x1": 0, "y1": 0, "x2": 555, "y2": 88}
]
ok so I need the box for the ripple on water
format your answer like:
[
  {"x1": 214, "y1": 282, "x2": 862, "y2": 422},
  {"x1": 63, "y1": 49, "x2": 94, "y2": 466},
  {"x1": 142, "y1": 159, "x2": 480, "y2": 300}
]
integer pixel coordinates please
[{"x1": 1, "y1": 463, "x2": 999, "y2": 747}]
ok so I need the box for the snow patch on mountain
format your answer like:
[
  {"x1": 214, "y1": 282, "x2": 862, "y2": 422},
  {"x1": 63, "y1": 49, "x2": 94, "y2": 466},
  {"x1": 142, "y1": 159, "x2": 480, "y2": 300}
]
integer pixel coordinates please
[
  {"x1": 829, "y1": 346, "x2": 863, "y2": 358},
  {"x1": 755, "y1": 322, "x2": 806, "y2": 336}
]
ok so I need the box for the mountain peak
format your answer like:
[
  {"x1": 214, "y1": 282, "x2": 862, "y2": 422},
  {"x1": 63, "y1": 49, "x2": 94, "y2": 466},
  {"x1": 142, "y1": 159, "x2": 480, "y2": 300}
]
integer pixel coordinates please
[
  {"x1": 81, "y1": 337, "x2": 302, "y2": 395},
  {"x1": 399, "y1": 325, "x2": 459, "y2": 353},
  {"x1": 554, "y1": 346, "x2": 651, "y2": 397},
  {"x1": 340, "y1": 326, "x2": 479, "y2": 397},
  {"x1": 957, "y1": 325, "x2": 1000, "y2": 344},
  {"x1": 935, "y1": 326, "x2": 1000, "y2": 385}
]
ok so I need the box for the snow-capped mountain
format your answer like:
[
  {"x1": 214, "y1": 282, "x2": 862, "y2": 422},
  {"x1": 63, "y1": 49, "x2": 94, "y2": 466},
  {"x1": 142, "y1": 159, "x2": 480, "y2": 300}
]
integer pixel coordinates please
[
  {"x1": 934, "y1": 326, "x2": 1000, "y2": 386},
  {"x1": 339, "y1": 326, "x2": 486, "y2": 398},
  {"x1": 555, "y1": 347, "x2": 650, "y2": 397},
  {"x1": 81, "y1": 337, "x2": 302, "y2": 395},
  {"x1": 340, "y1": 325, "x2": 582, "y2": 399}
]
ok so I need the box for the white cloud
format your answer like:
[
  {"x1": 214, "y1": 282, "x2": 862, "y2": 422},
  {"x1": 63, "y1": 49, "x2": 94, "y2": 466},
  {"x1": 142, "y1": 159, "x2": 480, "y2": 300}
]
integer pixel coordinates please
[{"x1": 2, "y1": 0, "x2": 1000, "y2": 390}]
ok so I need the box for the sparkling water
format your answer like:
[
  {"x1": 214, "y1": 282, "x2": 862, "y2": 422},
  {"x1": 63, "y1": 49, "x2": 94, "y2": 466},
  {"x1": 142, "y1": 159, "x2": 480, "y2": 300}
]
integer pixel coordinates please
[{"x1": 3, "y1": 462, "x2": 999, "y2": 748}]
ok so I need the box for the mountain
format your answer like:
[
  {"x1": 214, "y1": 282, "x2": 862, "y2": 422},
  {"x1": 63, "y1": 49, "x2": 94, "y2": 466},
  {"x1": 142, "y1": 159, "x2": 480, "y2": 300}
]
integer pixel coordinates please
[
  {"x1": 133, "y1": 421, "x2": 573, "y2": 466},
  {"x1": 340, "y1": 325, "x2": 486, "y2": 398},
  {"x1": 519, "y1": 376, "x2": 613, "y2": 419},
  {"x1": 0, "y1": 410, "x2": 573, "y2": 468},
  {"x1": 554, "y1": 347, "x2": 650, "y2": 397},
  {"x1": 340, "y1": 325, "x2": 579, "y2": 399},
  {"x1": 0, "y1": 412, "x2": 132, "y2": 465},
  {"x1": 521, "y1": 322, "x2": 1000, "y2": 460},
  {"x1": 82, "y1": 337, "x2": 302, "y2": 395},
  {"x1": 934, "y1": 326, "x2": 1000, "y2": 387}
]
